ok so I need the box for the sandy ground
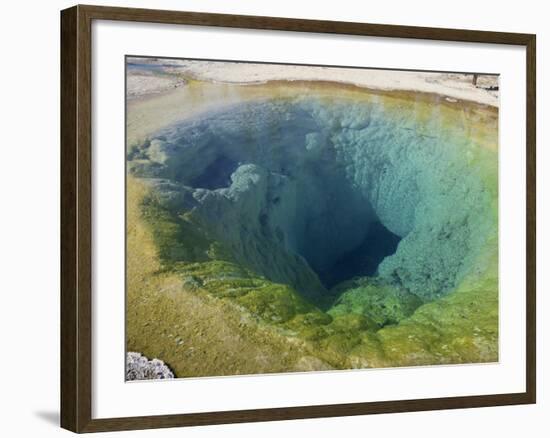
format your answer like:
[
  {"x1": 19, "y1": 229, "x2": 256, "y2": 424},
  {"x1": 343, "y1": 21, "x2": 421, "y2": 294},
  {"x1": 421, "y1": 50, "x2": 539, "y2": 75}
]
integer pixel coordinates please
[
  {"x1": 128, "y1": 57, "x2": 499, "y2": 107},
  {"x1": 127, "y1": 70, "x2": 186, "y2": 99}
]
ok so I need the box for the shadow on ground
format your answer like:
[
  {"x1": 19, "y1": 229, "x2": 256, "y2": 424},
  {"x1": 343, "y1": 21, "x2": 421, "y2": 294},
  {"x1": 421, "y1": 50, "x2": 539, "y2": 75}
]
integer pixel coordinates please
[{"x1": 34, "y1": 411, "x2": 59, "y2": 427}]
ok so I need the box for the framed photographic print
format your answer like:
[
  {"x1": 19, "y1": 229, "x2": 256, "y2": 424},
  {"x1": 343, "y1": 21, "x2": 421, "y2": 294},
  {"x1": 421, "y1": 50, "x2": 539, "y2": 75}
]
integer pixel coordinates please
[{"x1": 60, "y1": 4, "x2": 536, "y2": 433}]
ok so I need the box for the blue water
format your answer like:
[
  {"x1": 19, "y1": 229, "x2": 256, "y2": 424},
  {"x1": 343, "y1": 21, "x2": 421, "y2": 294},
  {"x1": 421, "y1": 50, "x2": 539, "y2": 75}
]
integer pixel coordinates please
[{"x1": 128, "y1": 98, "x2": 495, "y2": 300}]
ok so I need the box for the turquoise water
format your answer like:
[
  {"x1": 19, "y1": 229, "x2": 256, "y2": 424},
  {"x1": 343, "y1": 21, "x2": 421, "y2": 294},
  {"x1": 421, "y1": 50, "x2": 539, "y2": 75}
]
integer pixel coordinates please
[{"x1": 128, "y1": 97, "x2": 496, "y2": 306}]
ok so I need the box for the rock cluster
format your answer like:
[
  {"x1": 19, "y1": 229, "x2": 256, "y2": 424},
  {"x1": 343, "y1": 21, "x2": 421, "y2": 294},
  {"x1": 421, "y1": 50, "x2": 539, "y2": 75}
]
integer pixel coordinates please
[{"x1": 126, "y1": 352, "x2": 175, "y2": 380}]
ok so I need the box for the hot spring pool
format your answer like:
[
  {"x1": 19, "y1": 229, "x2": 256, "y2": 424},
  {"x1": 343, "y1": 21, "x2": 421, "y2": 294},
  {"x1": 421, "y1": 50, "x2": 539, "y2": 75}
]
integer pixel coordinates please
[
  {"x1": 126, "y1": 89, "x2": 499, "y2": 373},
  {"x1": 129, "y1": 96, "x2": 497, "y2": 300}
]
